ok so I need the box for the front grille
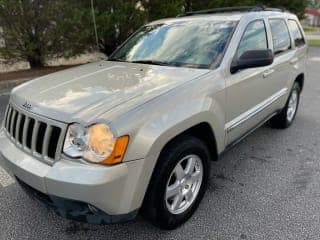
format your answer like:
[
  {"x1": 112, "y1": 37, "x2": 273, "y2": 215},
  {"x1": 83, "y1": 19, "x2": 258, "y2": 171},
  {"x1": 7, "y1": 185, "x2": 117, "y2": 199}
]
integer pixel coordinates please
[{"x1": 3, "y1": 103, "x2": 67, "y2": 165}]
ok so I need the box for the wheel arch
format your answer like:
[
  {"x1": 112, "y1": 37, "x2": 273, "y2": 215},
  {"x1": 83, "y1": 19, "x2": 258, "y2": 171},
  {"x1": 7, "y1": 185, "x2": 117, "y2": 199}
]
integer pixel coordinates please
[
  {"x1": 158, "y1": 122, "x2": 218, "y2": 162},
  {"x1": 140, "y1": 121, "x2": 218, "y2": 219},
  {"x1": 295, "y1": 73, "x2": 304, "y2": 92}
]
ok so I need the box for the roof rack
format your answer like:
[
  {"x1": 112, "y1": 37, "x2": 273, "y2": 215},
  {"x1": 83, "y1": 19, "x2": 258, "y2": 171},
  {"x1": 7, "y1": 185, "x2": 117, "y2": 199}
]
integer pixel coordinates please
[{"x1": 177, "y1": 5, "x2": 287, "y2": 17}]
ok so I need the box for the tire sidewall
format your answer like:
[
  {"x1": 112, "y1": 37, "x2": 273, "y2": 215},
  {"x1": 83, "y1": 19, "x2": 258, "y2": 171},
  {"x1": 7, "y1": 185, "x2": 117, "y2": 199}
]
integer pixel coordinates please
[
  {"x1": 285, "y1": 82, "x2": 301, "y2": 127},
  {"x1": 154, "y1": 138, "x2": 210, "y2": 229}
]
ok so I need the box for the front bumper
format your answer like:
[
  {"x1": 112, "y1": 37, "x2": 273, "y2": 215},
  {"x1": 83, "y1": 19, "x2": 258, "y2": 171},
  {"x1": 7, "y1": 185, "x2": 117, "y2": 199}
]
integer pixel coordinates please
[
  {"x1": 16, "y1": 177, "x2": 138, "y2": 224},
  {"x1": 0, "y1": 130, "x2": 148, "y2": 224}
]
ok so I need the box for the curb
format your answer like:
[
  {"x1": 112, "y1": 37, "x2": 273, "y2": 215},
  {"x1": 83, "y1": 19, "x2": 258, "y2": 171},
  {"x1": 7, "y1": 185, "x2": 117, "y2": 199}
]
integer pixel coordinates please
[{"x1": 0, "y1": 78, "x2": 31, "y2": 94}]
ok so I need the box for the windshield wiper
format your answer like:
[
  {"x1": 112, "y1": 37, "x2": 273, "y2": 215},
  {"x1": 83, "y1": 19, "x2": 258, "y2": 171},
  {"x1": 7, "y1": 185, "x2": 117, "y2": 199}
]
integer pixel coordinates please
[
  {"x1": 107, "y1": 58, "x2": 128, "y2": 62},
  {"x1": 109, "y1": 59, "x2": 207, "y2": 69},
  {"x1": 131, "y1": 60, "x2": 208, "y2": 69},
  {"x1": 130, "y1": 60, "x2": 171, "y2": 66}
]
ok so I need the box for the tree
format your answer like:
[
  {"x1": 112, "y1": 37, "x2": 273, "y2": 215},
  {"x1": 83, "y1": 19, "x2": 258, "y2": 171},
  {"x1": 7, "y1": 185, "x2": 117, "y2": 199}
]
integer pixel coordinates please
[
  {"x1": 183, "y1": 0, "x2": 308, "y2": 19},
  {"x1": 309, "y1": 0, "x2": 320, "y2": 8},
  {"x1": 142, "y1": 0, "x2": 184, "y2": 21},
  {"x1": 0, "y1": 0, "x2": 310, "y2": 68},
  {"x1": 0, "y1": 0, "x2": 93, "y2": 68},
  {"x1": 93, "y1": 0, "x2": 146, "y2": 55},
  {"x1": 259, "y1": 0, "x2": 308, "y2": 19}
]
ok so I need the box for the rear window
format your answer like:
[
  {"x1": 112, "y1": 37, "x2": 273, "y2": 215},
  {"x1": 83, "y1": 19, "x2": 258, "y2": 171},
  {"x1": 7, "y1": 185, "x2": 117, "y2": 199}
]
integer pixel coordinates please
[
  {"x1": 288, "y1": 20, "x2": 305, "y2": 47},
  {"x1": 269, "y1": 19, "x2": 291, "y2": 54}
]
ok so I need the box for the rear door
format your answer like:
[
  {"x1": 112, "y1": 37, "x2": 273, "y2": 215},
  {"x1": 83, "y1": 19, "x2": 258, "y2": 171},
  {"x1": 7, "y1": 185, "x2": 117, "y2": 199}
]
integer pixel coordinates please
[
  {"x1": 266, "y1": 18, "x2": 295, "y2": 100},
  {"x1": 287, "y1": 19, "x2": 308, "y2": 79}
]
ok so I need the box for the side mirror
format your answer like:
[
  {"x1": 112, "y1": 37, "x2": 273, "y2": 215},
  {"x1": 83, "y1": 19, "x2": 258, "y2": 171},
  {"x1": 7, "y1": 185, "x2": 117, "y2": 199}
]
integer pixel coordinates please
[{"x1": 230, "y1": 49, "x2": 274, "y2": 74}]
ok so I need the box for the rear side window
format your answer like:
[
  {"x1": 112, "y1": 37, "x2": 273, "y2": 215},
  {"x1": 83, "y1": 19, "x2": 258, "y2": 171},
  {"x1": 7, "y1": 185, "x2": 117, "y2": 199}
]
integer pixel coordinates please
[
  {"x1": 237, "y1": 20, "x2": 268, "y2": 59},
  {"x1": 269, "y1": 19, "x2": 291, "y2": 54},
  {"x1": 288, "y1": 20, "x2": 305, "y2": 47}
]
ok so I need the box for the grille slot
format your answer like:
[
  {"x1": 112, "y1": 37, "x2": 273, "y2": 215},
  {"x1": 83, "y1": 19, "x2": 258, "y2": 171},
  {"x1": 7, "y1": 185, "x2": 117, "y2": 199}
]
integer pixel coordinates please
[
  {"x1": 26, "y1": 118, "x2": 35, "y2": 149},
  {"x1": 18, "y1": 115, "x2": 25, "y2": 144},
  {"x1": 11, "y1": 110, "x2": 18, "y2": 137},
  {"x1": 3, "y1": 104, "x2": 67, "y2": 165},
  {"x1": 36, "y1": 122, "x2": 47, "y2": 154},
  {"x1": 48, "y1": 126, "x2": 61, "y2": 159},
  {"x1": 7, "y1": 108, "x2": 14, "y2": 134}
]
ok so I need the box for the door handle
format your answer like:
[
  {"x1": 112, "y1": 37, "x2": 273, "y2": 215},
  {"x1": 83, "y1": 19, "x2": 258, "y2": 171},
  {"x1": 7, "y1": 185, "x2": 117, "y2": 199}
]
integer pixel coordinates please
[
  {"x1": 263, "y1": 69, "x2": 275, "y2": 78},
  {"x1": 290, "y1": 57, "x2": 299, "y2": 64}
]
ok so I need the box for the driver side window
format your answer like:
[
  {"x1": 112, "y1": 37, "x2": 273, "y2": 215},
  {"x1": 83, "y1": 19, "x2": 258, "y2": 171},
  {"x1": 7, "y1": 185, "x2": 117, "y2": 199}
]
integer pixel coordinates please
[{"x1": 237, "y1": 20, "x2": 268, "y2": 59}]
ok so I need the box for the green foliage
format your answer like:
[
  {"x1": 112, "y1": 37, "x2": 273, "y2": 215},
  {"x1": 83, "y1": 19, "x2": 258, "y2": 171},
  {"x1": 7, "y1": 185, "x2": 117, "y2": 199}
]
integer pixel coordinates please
[
  {"x1": 142, "y1": 0, "x2": 185, "y2": 21},
  {"x1": 93, "y1": 0, "x2": 147, "y2": 55},
  {"x1": 183, "y1": 0, "x2": 308, "y2": 19},
  {"x1": 0, "y1": 0, "x2": 93, "y2": 67},
  {"x1": 309, "y1": 0, "x2": 320, "y2": 8},
  {"x1": 184, "y1": 0, "x2": 253, "y2": 12}
]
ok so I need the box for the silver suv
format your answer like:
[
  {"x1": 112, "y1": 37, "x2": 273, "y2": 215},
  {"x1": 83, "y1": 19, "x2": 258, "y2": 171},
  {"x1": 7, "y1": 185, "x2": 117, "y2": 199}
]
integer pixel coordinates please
[{"x1": 0, "y1": 6, "x2": 307, "y2": 229}]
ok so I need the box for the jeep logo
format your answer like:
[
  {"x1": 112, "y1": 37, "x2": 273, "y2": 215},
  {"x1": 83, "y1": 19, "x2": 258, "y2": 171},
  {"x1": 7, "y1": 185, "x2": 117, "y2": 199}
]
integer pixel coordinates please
[{"x1": 22, "y1": 101, "x2": 32, "y2": 110}]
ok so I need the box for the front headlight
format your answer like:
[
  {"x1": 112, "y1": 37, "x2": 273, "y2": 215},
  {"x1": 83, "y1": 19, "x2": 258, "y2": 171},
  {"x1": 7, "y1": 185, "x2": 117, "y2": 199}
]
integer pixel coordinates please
[{"x1": 63, "y1": 123, "x2": 129, "y2": 165}]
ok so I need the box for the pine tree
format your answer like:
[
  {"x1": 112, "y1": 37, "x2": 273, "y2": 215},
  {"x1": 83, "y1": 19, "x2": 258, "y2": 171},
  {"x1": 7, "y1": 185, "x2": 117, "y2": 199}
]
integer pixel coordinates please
[
  {"x1": 0, "y1": 0, "x2": 93, "y2": 68},
  {"x1": 93, "y1": 0, "x2": 146, "y2": 55}
]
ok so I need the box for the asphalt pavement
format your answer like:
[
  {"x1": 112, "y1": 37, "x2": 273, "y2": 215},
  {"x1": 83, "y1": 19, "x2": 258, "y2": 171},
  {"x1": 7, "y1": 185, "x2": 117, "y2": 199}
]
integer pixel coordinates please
[{"x1": 0, "y1": 48, "x2": 320, "y2": 240}]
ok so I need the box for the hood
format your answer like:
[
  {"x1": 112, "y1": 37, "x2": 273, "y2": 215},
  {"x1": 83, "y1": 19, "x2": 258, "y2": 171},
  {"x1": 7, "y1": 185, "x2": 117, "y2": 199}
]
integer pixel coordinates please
[{"x1": 11, "y1": 61, "x2": 210, "y2": 123}]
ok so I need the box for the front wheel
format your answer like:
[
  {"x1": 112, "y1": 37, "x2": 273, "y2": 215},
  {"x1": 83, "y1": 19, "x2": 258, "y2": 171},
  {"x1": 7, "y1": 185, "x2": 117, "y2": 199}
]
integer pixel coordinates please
[
  {"x1": 141, "y1": 136, "x2": 210, "y2": 229},
  {"x1": 270, "y1": 82, "x2": 301, "y2": 129}
]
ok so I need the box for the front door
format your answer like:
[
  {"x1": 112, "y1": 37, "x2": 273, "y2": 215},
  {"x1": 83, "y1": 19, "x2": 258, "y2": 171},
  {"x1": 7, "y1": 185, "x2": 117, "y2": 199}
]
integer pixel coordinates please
[{"x1": 225, "y1": 19, "x2": 275, "y2": 145}]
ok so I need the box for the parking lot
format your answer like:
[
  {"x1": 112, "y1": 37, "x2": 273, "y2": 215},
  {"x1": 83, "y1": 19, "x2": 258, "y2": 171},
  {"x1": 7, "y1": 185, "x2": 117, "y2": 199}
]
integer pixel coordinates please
[{"x1": 0, "y1": 47, "x2": 320, "y2": 240}]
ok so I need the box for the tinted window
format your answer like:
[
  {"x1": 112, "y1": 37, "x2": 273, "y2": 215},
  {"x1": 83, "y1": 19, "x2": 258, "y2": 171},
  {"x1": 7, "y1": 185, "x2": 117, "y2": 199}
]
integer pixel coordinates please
[
  {"x1": 288, "y1": 20, "x2": 305, "y2": 47},
  {"x1": 269, "y1": 19, "x2": 291, "y2": 54},
  {"x1": 110, "y1": 21, "x2": 237, "y2": 69},
  {"x1": 237, "y1": 20, "x2": 268, "y2": 59}
]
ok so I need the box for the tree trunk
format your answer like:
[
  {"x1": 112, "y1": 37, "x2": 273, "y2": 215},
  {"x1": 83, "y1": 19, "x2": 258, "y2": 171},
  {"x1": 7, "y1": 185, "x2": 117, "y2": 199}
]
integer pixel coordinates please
[
  {"x1": 184, "y1": 0, "x2": 193, "y2": 12},
  {"x1": 102, "y1": 42, "x2": 118, "y2": 56},
  {"x1": 27, "y1": 55, "x2": 44, "y2": 68}
]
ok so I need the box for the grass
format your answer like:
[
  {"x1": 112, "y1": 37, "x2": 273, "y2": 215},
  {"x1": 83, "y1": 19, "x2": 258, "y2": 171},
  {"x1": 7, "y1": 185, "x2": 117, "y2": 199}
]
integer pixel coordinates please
[
  {"x1": 308, "y1": 39, "x2": 320, "y2": 46},
  {"x1": 303, "y1": 26, "x2": 319, "y2": 33}
]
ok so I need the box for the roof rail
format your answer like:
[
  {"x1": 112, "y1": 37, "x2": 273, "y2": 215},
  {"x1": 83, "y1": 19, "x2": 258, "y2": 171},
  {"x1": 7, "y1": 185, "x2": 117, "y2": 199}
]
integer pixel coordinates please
[{"x1": 177, "y1": 5, "x2": 287, "y2": 17}]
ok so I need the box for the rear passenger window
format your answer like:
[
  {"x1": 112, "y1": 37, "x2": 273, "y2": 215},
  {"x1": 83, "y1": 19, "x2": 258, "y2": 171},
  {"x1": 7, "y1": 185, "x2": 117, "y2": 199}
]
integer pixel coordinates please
[
  {"x1": 288, "y1": 20, "x2": 305, "y2": 47},
  {"x1": 269, "y1": 19, "x2": 291, "y2": 54},
  {"x1": 237, "y1": 20, "x2": 268, "y2": 59}
]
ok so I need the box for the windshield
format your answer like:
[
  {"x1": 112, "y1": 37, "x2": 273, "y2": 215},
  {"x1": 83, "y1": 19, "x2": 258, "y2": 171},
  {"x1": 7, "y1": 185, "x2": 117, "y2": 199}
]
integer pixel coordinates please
[{"x1": 109, "y1": 20, "x2": 237, "y2": 69}]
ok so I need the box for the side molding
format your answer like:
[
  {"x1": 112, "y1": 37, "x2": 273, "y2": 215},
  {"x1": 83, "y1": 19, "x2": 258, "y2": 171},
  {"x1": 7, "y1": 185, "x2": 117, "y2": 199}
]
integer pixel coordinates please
[{"x1": 225, "y1": 88, "x2": 288, "y2": 133}]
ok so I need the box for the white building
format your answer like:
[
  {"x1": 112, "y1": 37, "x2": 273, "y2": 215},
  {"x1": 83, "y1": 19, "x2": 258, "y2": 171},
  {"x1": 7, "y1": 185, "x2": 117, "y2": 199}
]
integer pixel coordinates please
[{"x1": 305, "y1": 9, "x2": 320, "y2": 26}]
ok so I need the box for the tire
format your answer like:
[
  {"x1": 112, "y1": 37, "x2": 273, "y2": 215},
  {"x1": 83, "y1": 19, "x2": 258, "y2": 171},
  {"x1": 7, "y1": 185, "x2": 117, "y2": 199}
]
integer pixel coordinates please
[
  {"x1": 141, "y1": 135, "x2": 210, "y2": 230},
  {"x1": 270, "y1": 82, "x2": 301, "y2": 129}
]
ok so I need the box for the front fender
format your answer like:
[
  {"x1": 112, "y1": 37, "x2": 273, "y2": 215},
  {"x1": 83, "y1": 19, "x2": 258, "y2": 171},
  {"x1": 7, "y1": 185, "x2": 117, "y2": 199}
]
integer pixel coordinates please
[
  {"x1": 124, "y1": 95, "x2": 225, "y2": 162},
  {"x1": 105, "y1": 71, "x2": 226, "y2": 209},
  {"x1": 115, "y1": 95, "x2": 225, "y2": 211}
]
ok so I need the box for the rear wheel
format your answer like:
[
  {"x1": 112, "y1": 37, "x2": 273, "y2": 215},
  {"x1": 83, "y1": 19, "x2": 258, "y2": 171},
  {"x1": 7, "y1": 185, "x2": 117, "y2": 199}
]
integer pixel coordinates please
[
  {"x1": 141, "y1": 136, "x2": 210, "y2": 229},
  {"x1": 270, "y1": 82, "x2": 301, "y2": 129}
]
